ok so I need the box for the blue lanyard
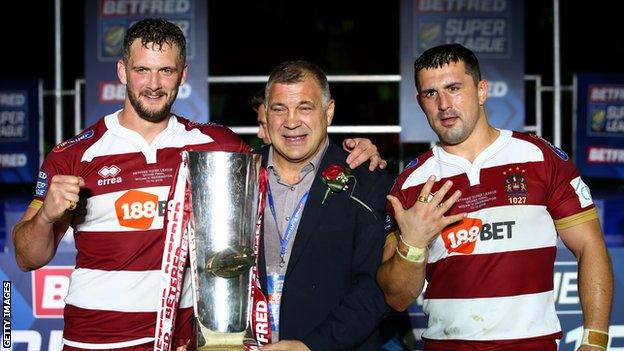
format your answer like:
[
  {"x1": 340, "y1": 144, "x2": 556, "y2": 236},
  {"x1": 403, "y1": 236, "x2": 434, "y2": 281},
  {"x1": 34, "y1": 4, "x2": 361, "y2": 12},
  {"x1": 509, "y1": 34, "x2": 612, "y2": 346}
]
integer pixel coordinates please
[{"x1": 267, "y1": 184, "x2": 309, "y2": 268}]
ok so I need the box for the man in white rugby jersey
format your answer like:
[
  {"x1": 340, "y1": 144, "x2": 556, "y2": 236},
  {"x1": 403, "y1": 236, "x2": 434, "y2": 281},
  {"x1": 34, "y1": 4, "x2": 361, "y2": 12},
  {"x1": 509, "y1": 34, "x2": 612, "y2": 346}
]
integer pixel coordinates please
[
  {"x1": 377, "y1": 43, "x2": 613, "y2": 351},
  {"x1": 13, "y1": 18, "x2": 388, "y2": 351}
]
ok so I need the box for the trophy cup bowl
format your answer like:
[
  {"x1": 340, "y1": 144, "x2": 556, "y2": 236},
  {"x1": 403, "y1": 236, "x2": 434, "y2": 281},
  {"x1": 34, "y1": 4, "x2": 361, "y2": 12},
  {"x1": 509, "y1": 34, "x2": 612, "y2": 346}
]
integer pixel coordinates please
[{"x1": 187, "y1": 151, "x2": 261, "y2": 350}]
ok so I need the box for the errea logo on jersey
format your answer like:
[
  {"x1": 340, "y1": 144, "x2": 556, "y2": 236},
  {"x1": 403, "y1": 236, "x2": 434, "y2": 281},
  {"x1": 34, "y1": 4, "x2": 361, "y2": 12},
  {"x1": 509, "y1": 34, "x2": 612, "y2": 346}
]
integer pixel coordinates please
[
  {"x1": 115, "y1": 189, "x2": 166, "y2": 229},
  {"x1": 99, "y1": 165, "x2": 120, "y2": 177},
  {"x1": 441, "y1": 217, "x2": 516, "y2": 254},
  {"x1": 98, "y1": 165, "x2": 122, "y2": 186}
]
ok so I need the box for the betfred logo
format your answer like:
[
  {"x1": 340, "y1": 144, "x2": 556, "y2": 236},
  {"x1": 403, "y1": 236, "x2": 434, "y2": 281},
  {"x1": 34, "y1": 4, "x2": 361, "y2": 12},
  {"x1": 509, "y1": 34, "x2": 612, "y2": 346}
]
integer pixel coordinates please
[
  {"x1": 99, "y1": 82, "x2": 125, "y2": 102},
  {"x1": 115, "y1": 189, "x2": 165, "y2": 229},
  {"x1": 589, "y1": 85, "x2": 624, "y2": 102},
  {"x1": 32, "y1": 266, "x2": 73, "y2": 318},
  {"x1": 441, "y1": 218, "x2": 516, "y2": 254}
]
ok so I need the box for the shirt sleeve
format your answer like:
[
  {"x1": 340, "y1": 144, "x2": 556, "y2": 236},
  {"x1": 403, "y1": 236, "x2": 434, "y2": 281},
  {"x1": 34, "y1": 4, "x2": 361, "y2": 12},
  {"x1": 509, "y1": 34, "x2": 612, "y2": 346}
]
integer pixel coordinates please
[
  {"x1": 384, "y1": 180, "x2": 403, "y2": 236},
  {"x1": 542, "y1": 140, "x2": 598, "y2": 228},
  {"x1": 210, "y1": 125, "x2": 252, "y2": 153},
  {"x1": 33, "y1": 149, "x2": 74, "y2": 203}
]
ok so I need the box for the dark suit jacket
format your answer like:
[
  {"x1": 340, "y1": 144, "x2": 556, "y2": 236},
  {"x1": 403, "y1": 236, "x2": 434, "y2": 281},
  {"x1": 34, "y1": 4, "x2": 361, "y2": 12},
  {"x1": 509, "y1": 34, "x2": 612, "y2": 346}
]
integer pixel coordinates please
[{"x1": 257, "y1": 140, "x2": 393, "y2": 350}]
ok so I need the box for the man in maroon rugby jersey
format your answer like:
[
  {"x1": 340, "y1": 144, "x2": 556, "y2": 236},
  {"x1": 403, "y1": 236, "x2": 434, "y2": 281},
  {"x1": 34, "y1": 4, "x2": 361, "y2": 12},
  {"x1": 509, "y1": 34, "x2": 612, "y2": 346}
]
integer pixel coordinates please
[
  {"x1": 377, "y1": 43, "x2": 613, "y2": 351},
  {"x1": 12, "y1": 18, "x2": 386, "y2": 351}
]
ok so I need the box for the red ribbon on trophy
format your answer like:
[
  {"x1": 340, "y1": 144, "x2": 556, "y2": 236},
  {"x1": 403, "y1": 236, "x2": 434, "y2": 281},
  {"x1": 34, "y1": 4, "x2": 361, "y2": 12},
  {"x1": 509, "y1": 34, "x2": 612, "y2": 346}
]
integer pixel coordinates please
[
  {"x1": 155, "y1": 152, "x2": 192, "y2": 351},
  {"x1": 155, "y1": 153, "x2": 271, "y2": 351},
  {"x1": 249, "y1": 167, "x2": 271, "y2": 347}
]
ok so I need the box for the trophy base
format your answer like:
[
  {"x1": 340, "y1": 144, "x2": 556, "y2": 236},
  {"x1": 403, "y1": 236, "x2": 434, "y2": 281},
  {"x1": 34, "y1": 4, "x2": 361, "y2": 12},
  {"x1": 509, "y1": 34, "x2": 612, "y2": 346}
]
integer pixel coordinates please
[
  {"x1": 196, "y1": 320, "x2": 251, "y2": 350},
  {"x1": 197, "y1": 346, "x2": 245, "y2": 351}
]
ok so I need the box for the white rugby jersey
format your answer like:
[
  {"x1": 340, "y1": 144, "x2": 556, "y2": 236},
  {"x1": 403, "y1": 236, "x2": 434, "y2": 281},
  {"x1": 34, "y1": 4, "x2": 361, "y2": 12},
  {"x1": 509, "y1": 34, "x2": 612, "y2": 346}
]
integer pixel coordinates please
[
  {"x1": 30, "y1": 111, "x2": 250, "y2": 349},
  {"x1": 387, "y1": 129, "x2": 597, "y2": 346}
]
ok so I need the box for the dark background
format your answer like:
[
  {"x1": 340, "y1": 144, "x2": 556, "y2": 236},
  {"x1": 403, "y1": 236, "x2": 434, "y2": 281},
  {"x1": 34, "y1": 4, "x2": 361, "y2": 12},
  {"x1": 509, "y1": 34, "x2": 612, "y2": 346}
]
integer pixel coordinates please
[
  {"x1": 1, "y1": 3, "x2": 622, "y2": 348},
  {"x1": 1, "y1": 1, "x2": 622, "y2": 184},
  {"x1": 5, "y1": 2, "x2": 624, "y2": 83}
]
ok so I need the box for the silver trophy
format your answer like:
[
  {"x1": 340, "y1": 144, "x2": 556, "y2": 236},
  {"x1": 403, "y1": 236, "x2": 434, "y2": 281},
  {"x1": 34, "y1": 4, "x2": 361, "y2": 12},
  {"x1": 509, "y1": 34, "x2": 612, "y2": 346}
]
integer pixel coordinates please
[{"x1": 186, "y1": 151, "x2": 261, "y2": 350}]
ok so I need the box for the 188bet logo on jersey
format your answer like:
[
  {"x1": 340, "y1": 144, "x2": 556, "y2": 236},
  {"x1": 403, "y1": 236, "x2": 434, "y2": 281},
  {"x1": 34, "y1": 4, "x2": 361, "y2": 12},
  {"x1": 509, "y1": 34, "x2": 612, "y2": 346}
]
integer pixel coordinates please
[
  {"x1": 115, "y1": 189, "x2": 166, "y2": 229},
  {"x1": 442, "y1": 217, "x2": 516, "y2": 254}
]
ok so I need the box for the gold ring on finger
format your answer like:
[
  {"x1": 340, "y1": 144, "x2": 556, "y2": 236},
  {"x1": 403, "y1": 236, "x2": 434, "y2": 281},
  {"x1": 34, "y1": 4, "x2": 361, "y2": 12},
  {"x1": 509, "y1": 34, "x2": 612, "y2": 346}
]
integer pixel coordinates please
[{"x1": 417, "y1": 195, "x2": 428, "y2": 203}]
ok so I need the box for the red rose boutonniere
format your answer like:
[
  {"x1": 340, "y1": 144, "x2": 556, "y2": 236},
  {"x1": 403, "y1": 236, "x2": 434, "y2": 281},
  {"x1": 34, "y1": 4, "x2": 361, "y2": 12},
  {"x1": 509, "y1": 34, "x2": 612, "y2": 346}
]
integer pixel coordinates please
[{"x1": 321, "y1": 164, "x2": 372, "y2": 213}]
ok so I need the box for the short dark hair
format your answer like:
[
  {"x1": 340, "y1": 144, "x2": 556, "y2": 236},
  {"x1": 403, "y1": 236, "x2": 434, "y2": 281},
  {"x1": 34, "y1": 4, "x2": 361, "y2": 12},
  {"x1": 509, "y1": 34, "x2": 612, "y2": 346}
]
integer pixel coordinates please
[
  {"x1": 265, "y1": 60, "x2": 331, "y2": 109},
  {"x1": 123, "y1": 18, "x2": 186, "y2": 64},
  {"x1": 250, "y1": 88, "x2": 265, "y2": 112},
  {"x1": 413, "y1": 43, "x2": 481, "y2": 89}
]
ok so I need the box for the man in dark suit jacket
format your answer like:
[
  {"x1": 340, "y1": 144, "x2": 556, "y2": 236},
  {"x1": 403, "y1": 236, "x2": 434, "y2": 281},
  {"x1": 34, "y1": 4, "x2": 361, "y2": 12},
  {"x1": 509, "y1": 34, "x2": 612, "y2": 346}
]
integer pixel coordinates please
[{"x1": 258, "y1": 60, "x2": 393, "y2": 351}]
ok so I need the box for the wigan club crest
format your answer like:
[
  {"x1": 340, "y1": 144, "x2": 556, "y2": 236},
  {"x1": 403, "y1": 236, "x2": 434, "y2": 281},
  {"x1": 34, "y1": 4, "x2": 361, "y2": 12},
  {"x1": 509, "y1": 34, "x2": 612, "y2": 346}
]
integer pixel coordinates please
[{"x1": 503, "y1": 167, "x2": 528, "y2": 204}]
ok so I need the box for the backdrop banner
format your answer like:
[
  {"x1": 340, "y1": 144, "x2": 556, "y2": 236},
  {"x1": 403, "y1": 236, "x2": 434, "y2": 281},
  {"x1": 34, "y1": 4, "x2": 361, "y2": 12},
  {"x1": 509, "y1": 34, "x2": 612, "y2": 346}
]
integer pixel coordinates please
[
  {"x1": 84, "y1": 0, "x2": 209, "y2": 127},
  {"x1": 0, "y1": 79, "x2": 40, "y2": 184},
  {"x1": 574, "y1": 73, "x2": 624, "y2": 179},
  {"x1": 400, "y1": 0, "x2": 525, "y2": 142}
]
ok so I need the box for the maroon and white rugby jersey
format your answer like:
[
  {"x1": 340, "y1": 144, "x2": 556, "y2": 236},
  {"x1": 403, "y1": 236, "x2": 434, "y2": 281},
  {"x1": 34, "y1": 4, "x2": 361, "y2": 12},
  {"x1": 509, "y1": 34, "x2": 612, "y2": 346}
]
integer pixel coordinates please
[
  {"x1": 388, "y1": 130, "x2": 598, "y2": 346},
  {"x1": 30, "y1": 111, "x2": 250, "y2": 349}
]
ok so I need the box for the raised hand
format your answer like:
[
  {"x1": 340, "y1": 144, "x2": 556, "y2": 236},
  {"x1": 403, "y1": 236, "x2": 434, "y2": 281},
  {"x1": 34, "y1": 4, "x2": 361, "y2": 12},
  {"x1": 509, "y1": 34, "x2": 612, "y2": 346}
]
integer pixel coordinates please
[
  {"x1": 387, "y1": 175, "x2": 465, "y2": 248},
  {"x1": 39, "y1": 175, "x2": 85, "y2": 223}
]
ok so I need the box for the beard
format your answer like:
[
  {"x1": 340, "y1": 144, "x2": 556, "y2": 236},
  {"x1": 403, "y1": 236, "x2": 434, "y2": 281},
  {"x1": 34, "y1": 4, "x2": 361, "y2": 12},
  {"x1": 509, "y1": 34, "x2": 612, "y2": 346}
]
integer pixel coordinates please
[
  {"x1": 437, "y1": 123, "x2": 471, "y2": 145},
  {"x1": 431, "y1": 109, "x2": 473, "y2": 146},
  {"x1": 127, "y1": 87, "x2": 177, "y2": 123}
]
